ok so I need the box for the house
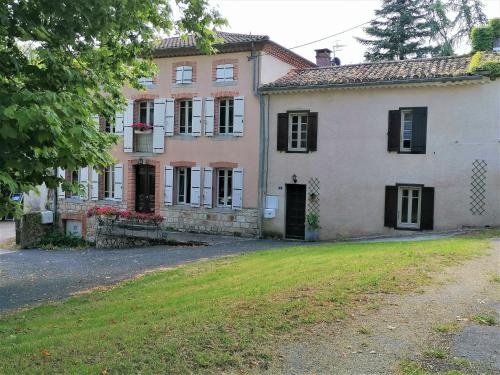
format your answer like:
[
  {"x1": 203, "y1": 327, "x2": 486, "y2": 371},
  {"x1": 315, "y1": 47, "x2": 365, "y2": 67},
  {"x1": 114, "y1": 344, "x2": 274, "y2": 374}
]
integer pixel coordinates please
[
  {"x1": 260, "y1": 51, "x2": 500, "y2": 239},
  {"x1": 56, "y1": 32, "x2": 314, "y2": 239}
]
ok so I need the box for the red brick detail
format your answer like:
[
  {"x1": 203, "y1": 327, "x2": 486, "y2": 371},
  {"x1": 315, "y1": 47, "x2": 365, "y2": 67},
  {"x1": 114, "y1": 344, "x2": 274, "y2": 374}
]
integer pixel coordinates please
[
  {"x1": 209, "y1": 161, "x2": 238, "y2": 168},
  {"x1": 170, "y1": 161, "x2": 196, "y2": 167},
  {"x1": 99, "y1": 116, "x2": 106, "y2": 132},
  {"x1": 214, "y1": 98, "x2": 220, "y2": 135},
  {"x1": 131, "y1": 93, "x2": 159, "y2": 101},
  {"x1": 212, "y1": 58, "x2": 239, "y2": 81},
  {"x1": 172, "y1": 61, "x2": 197, "y2": 83},
  {"x1": 60, "y1": 213, "x2": 87, "y2": 239},
  {"x1": 127, "y1": 159, "x2": 161, "y2": 214},
  {"x1": 98, "y1": 173, "x2": 105, "y2": 200},
  {"x1": 171, "y1": 92, "x2": 197, "y2": 99},
  {"x1": 211, "y1": 90, "x2": 239, "y2": 98},
  {"x1": 261, "y1": 43, "x2": 315, "y2": 69}
]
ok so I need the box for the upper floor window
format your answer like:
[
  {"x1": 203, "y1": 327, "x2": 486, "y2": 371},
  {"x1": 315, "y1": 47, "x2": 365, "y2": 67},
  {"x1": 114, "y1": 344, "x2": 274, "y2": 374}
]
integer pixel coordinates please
[
  {"x1": 217, "y1": 168, "x2": 233, "y2": 207},
  {"x1": 288, "y1": 113, "x2": 308, "y2": 152},
  {"x1": 219, "y1": 98, "x2": 234, "y2": 134},
  {"x1": 179, "y1": 100, "x2": 193, "y2": 134},
  {"x1": 68, "y1": 170, "x2": 80, "y2": 198},
  {"x1": 400, "y1": 110, "x2": 413, "y2": 152},
  {"x1": 216, "y1": 64, "x2": 234, "y2": 82},
  {"x1": 105, "y1": 121, "x2": 114, "y2": 133},
  {"x1": 138, "y1": 77, "x2": 154, "y2": 86},
  {"x1": 176, "y1": 66, "x2": 193, "y2": 84},
  {"x1": 388, "y1": 107, "x2": 427, "y2": 154},
  {"x1": 139, "y1": 101, "x2": 154, "y2": 126}
]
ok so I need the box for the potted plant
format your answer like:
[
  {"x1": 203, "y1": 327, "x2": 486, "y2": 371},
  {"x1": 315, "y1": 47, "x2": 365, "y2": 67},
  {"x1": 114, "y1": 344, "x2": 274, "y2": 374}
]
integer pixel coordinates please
[
  {"x1": 305, "y1": 212, "x2": 320, "y2": 242},
  {"x1": 132, "y1": 122, "x2": 153, "y2": 134}
]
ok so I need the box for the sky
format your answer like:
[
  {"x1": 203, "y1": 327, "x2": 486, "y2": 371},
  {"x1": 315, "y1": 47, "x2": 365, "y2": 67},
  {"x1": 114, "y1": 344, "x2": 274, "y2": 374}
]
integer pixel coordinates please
[{"x1": 209, "y1": 0, "x2": 500, "y2": 64}]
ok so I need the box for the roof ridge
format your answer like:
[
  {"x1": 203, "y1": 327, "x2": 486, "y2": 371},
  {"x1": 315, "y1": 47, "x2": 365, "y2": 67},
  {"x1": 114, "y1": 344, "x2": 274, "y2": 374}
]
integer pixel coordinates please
[{"x1": 294, "y1": 54, "x2": 472, "y2": 72}]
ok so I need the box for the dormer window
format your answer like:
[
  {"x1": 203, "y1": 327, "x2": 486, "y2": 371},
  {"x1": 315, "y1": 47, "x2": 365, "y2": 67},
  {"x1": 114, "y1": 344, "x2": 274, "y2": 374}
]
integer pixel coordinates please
[
  {"x1": 216, "y1": 64, "x2": 234, "y2": 82},
  {"x1": 176, "y1": 66, "x2": 193, "y2": 84}
]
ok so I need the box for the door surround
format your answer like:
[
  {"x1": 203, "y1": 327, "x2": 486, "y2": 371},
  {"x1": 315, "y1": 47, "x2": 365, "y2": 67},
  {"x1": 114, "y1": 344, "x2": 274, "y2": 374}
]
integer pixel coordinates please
[{"x1": 127, "y1": 159, "x2": 161, "y2": 213}]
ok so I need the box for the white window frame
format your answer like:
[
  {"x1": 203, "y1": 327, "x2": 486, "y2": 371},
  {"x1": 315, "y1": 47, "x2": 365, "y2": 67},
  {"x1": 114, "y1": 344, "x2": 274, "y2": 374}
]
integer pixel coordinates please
[
  {"x1": 176, "y1": 167, "x2": 191, "y2": 205},
  {"x1": 288, "y1": 113, "x2": 308, "y2": 151},
  {"x1": 400, "y1": 110, "x2": 413, "y2": 152},
  {"x1": 397, "y1": 186, "x2": 422, "y2": 229},
  {"x1": 216, "y1": 64, "x2": 234, "y2": 82},
  {"x1": 179, "y1": 100, "x2": 193, "y2": 134},
  {"x1": 218, "y1": 98, "x2": 234, "y2": 134},
  {"x1": 176, "y1": 66, "x2": 193, "y2": 84},
  {"x1": 104, "y1": 166, "x2": 115, "y2": 199},
  {"x1": 139, "y1": 100, "x2": 154, "y2": 126},
  {"x1": 217, "y1": 169, "x2": 233, "y2": 208}
]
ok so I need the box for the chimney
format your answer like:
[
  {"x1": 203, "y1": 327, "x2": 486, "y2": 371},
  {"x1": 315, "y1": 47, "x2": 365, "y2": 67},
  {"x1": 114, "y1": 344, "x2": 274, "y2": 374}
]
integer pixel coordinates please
[{"x1": 315, "y1": 48, "x2": 332, "y2": 67}]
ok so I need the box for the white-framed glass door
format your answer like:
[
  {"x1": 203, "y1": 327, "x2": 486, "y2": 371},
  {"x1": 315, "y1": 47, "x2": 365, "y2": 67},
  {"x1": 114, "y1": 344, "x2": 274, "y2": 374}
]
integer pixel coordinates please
[{"x1": 397, "y1": 186, "x2": 421, "y2": 229}]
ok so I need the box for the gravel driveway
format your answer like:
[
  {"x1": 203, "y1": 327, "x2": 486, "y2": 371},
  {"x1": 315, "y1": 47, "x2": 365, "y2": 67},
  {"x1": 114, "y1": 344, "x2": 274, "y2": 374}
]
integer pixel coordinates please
[{"x1": 0, "y1": 239, "x2": 298, "y2": 314}]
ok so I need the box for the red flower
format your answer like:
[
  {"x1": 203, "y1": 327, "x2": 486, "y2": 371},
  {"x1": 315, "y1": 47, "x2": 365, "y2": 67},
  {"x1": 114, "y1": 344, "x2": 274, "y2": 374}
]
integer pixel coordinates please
[{"x1": 131, "y1": 122, "x2": 153, "y2": 131}]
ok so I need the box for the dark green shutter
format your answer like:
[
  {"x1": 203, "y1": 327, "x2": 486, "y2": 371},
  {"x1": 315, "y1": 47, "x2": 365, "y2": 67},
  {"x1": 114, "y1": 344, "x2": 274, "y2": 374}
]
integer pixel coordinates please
[
  {"x1": 387, "y1": 110, "x2": 401, "y2": 152},
  {"x1": 277, "y1": 113, "x2": 288, "y2": 151},
  {"x1": 307, "y1": 112, "x2": 318, "y2": 152},
  {"x1": 421, "y1": 187, "x2": 434, "y2": 230},
  {"x1": 411, "y1": 107, "x2": 427, "y2": 154},
  {"x1": 384, "y1": 186, "x2": 397, "y2": 227}
]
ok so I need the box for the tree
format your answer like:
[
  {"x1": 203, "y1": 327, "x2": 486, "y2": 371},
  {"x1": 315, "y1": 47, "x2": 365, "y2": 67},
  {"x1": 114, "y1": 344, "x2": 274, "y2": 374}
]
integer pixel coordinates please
[
  {"x1": 357, "y1": 0, "x2": 432, "y2": 61},
  {"x1": 425, "y1": 0, "x2": 487, "y2": 56},
  {"x1": 0, "y1": 0, "x2": 225, "y2": 217}
]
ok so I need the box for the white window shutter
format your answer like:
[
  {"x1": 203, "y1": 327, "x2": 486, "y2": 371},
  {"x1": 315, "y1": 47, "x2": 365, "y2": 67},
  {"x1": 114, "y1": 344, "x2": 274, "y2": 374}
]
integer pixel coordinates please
[
  {"x1": 184, "y1": 67, "x2": 192, "y2": 82},
  {"x1": 233, "y1": 96, "x2": 244, "y2": 136},
  {"x1": 123, "y1": 100, "x2": 134, "y2": 152},
  {"x1": 225, "y1": 64, "x2": 234, "y2": 80},
  {"x1": 203, "y1": 167, "x2": 213, "y2": 208},
  {"x1": 232, "y1": 168, "x2": 243, "y2": 210},
  {"x1": 153, "y1": 98, "x2": 166, "y2": 153},
  {"x1": 216, "y1": 65, "x2": 225, "y2": 80},
  {"x1": 204, "y1": 97, "x2": 214, "y2": 136},
  {"x1": 192, "y1": 97, "x2": 202, "y2": 136},
  {"x1": 165, "y1": 98, "x2": 175, "y2": 136},
  {"x1": 115, "y1": 112, "x2": 124, "y2": 134},
  {"x1": 114, "y1": 163, "x2": 123, "y2": 201},
  {"x1": 190, "y1": 166, "x2": 201, "y2": 207},
  {"x1": 92, "y1": 115, "x2": 100, "y2": 130},
  {"x1": 80, "y1": 167, "x2": 89, "y2": 200},
  {"x1": 164, "y1": 166, "x2": 173, "y2": 206},
  {"x1": 57, "y1": 167, "x2": 66, "y2": 199},
  {"x1": 91, "y1": 168, "x2": 99, "y2": 200},
  {"x1": 176, "y1": 67, "x2": 183, "y2": 83}
]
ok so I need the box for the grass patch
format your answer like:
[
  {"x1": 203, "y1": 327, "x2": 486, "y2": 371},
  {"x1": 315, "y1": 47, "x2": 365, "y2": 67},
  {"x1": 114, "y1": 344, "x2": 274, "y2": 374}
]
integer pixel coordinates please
[
  {"x1": 473, "y1": 314, "x2": 496, "y2": 326},
  {"x1": 424, "y1": 347, "x2": 448, "y2": 359},
  {"x1": 0, "y1": 235, "x2": 494, "y2": 374},
  {"x1": 491, "y1": 275, "x2": 500, "y2": 283},
  {"x1": 432, "y1": 322, "x2": 460, "y2": 333}
]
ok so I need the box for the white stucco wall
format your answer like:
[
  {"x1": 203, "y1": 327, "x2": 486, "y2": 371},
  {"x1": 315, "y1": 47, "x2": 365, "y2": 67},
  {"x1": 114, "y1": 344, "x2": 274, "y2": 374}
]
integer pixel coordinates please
[{"x1": 263, "y1": 80, "x2": 500, "y2": 239}]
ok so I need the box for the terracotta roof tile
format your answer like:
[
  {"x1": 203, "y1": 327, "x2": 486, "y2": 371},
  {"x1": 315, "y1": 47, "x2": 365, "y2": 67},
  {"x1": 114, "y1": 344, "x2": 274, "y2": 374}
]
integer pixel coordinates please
[
  {"x1": 157, "y1": 31, "x2": 269, "y2": 50},
  {"x1": 261, "y1": 54, "x2": 487, "y2": 90}
]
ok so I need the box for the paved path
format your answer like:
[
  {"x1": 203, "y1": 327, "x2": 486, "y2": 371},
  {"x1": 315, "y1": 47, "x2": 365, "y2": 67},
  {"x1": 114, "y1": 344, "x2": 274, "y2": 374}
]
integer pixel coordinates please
[{"x1": 0, "y1": 239, "x2": 299, "y2": 314}]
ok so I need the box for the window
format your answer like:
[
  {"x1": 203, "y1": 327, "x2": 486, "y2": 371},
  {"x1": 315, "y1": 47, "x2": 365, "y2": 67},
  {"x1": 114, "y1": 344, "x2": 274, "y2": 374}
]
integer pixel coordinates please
[
  {"x1": 219, "y1": 98, "x2": 234, "y2": 134},
  {"x1": 104, "y1": 166, "x2": 115, "y2": 199},
  {"x1": 217, "y1": 169, "x2": 232, "y2": 207},
  {"x1": 288, "y1": 113, "x2": 308, "y2": 151},
  {"x1": 138, "y1": 77, "x2": 154, "y2": 86},
  {"x1": 139, "y1": 101, "x2": 154, "y2": 126},
  {"x1": 176, "y1": 66, "x2": 193, "y2": 84},
  {"x1": 397, "y1": 186, "x2": 421, "y2": 229},
  {"x1": 176, "y1": 167, "x2": 191, "y2": 204},
  {"x1": 105, "y1": 121, "x2": 114, "y2": 133},
  {"x1": 179, "y1": 100, "x2": 193, "y2": 134},
  {"x1": 216, "y1": 64, "x2": 234, "y2": 81},
  {"x1": 69, "y1": 170, "x2": 80, "y2": 198},
  {"x1": 400, "y1": 110, "x2": 413, "y2": 152}
]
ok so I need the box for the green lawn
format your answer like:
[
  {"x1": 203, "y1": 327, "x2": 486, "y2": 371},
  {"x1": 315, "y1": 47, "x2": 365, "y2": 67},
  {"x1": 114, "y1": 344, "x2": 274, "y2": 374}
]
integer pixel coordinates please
[{"x1": 0, "y1": 233, "x2": 496, "y2": 374}]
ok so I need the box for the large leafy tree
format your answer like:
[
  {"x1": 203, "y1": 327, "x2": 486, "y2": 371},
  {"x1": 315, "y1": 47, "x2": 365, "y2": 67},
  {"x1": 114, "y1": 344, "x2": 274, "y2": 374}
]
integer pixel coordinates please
[
  {"x1": 425, "y1": 0, "x2": 487, "y2": 56},
  {"x1": 0, "y1": 0, "x2": 225, "y2": 217},
  {"x1": 357, "y1": 0, "x2": 432, "y2": 61}
]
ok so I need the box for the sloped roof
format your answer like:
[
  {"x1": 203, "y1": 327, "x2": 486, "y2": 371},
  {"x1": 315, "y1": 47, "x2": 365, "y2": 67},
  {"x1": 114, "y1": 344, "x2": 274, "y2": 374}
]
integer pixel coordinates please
[
  {"x1": 261, "y1": 54, "x2": 489, "y2": 91},
  {"x1": 157, "y1": 31, "x2": 269, "y2": 50}
]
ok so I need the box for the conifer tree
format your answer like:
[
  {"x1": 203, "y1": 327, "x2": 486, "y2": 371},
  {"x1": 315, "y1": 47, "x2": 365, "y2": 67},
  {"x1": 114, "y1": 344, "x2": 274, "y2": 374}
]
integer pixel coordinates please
[{"x1": 357, "y1": 0, "x2": 432, "y2": 61}]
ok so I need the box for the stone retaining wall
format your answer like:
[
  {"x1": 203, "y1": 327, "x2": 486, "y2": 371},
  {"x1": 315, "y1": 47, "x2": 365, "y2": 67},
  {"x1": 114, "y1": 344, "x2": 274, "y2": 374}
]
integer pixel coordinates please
[{"x1": 15, "y1": 212, "x2": 53, "y2": 248}]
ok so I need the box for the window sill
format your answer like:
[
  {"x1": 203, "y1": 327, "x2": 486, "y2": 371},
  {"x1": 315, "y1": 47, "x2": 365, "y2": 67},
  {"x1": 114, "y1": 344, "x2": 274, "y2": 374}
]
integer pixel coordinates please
[
  {"x1": 140, "y1": 83, "x2": 157, "y2": 90},
  {"x1": 173, "y1": 82, "x2": 195, "y2": 88},
  {"x1": 213, "y1": 80, "x2": 237, "y2": 87},
  {"x1": 173, "y1": 134, "x2": 198, "y2": 140}
]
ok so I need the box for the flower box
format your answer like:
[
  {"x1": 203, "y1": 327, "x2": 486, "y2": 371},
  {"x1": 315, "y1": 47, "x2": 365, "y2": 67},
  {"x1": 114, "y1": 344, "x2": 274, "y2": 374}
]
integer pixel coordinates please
[{"x1": 134, "y1": 129, "x2": 153, "y2": 134}]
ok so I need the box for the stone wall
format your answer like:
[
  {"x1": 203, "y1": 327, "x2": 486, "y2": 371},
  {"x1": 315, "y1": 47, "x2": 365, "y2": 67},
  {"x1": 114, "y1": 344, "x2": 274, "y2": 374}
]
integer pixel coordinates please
[
  {"x1": 15, "y1": 212, "x2": 53, "y2": 248},
  {"x1": 160, "y1": 206, "x2": 259, "y2": 237}
]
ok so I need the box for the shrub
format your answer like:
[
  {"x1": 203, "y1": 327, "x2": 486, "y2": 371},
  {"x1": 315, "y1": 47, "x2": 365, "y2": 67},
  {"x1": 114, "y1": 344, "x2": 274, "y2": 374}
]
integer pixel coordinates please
[
  {"x1": 471, "y1": 25, "x2": 494, "y2": 52},
  {"x1": 38, "y1": 231, "x2": 88, "y2": 250},
  {"x1": 490, "y1": 18, "x2": 500, "y2": 38}
]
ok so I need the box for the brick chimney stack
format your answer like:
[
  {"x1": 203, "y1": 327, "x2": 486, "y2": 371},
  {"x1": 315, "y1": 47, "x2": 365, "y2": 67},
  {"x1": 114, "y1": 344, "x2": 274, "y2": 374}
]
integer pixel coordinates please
[{"x1": 315, "y1": 48, "x2": 332, "y2": 67}]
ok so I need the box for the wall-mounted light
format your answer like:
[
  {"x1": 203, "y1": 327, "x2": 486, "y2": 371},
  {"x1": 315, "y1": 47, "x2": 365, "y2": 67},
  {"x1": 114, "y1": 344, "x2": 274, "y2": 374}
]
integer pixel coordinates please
[{"x1": 292, "y1": 174, "x2": 298, "y2": 183}]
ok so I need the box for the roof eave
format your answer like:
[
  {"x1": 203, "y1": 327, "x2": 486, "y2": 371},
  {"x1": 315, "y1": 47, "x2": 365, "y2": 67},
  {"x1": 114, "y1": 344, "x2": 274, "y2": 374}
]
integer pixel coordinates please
[
  {"x1": 259, "y1": 75, "x2": 487, "y2": 93},
  {"x1": 153, "y1": 40, "x2": 268, "y2": 58}
]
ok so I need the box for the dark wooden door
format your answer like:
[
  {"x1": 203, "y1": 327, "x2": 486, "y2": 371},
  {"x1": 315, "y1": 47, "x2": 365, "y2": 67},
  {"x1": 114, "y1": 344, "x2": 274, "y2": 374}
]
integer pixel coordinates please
[
  {"x1": 135, "y1": 165, "x2": 155, "y2": 213},
  {"x1": 285, "y1": 184, "x2": 306, "y2": 239}
]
